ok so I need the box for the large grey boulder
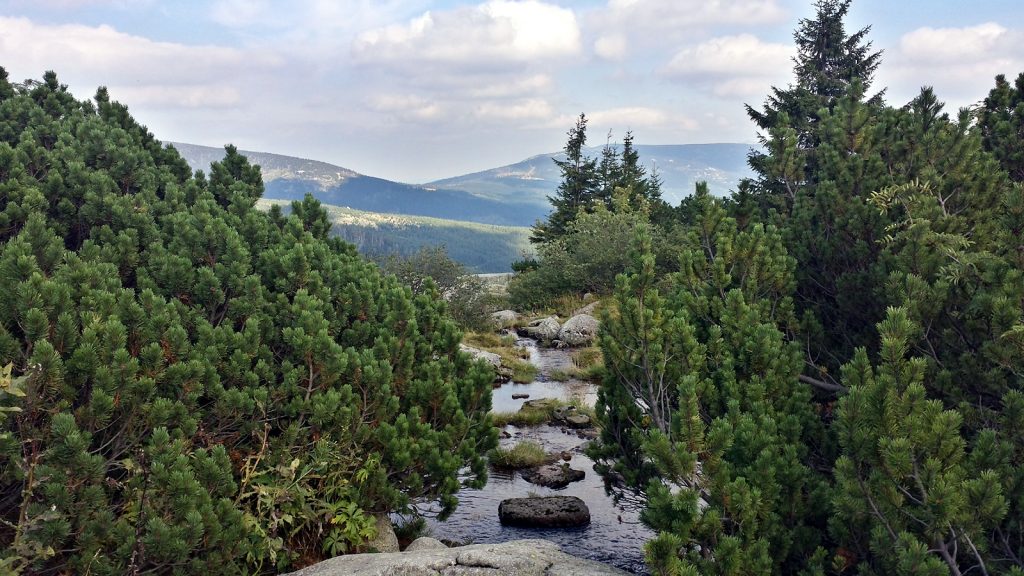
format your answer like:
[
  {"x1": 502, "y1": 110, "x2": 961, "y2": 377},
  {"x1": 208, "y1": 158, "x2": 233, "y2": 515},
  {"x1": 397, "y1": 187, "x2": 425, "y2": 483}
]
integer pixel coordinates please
[
  {"x1": 522, "y1": 316, "x2": 560, "y2": 342},
  {"x1": 498, "y1": 496, "x2": 590, "y2": 528},
  {"x1": 459, "y1": 344, "x2": 501, "y2": 369},
  {"x1": 521, "y1": 463, "x2": 585, "y2": 489},
  {"x1": 366, "y1": 515, "x2": 399, "y2": 553},
  {"x1": 404, "y1": 537, "x2": 447, "y2": 552},
  {"x1": 490, "y1": 310, "x2": 518, "y2": 328},
  {"x1": 282, "y1": 539, "x2": 628, "y2": 575},
  {"x1": 459, "y1": 344, "x2": 511, "y2": 382},
  {"x1": 557, "y1": 314, "x2": 599, "y2": 347}
]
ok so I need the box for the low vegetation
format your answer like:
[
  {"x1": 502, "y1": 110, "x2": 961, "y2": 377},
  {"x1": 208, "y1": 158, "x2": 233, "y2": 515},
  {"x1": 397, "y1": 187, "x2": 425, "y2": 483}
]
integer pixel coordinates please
[
  {"x1": 0, "y1": 72, "x2": 496, "y2": 574},
  {"x1": 487, "y1": 441, "x2": 551, "y2": 470},
  {"x1": 463, "y1": 331, "x2": 536, "y2": 383}
]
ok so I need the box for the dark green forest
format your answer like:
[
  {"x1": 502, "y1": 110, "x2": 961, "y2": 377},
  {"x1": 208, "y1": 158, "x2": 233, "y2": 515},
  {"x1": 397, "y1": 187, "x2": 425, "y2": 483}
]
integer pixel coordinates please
[
  {"x1": 1, "y1": 0, "x2": 1023, "y2": 574},
  {"x1": 516, "y1": 1, "x2": 1024, "y2": 575},
  {"x1": 256, "y1": 200, "x2": 532, "y2": 274}
]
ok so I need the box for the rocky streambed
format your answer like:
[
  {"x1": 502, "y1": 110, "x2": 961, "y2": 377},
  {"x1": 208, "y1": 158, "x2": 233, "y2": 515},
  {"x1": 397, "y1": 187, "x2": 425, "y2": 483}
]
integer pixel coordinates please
[{"x1": 426, "y1": 336, "x2": 654, "y2": 575}]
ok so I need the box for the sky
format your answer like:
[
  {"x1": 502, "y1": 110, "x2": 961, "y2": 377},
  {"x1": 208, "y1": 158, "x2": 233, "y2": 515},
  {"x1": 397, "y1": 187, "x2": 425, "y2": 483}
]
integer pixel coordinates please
[{"x1": 1, "y1": 0, "x2": 1022, "y2": 183}]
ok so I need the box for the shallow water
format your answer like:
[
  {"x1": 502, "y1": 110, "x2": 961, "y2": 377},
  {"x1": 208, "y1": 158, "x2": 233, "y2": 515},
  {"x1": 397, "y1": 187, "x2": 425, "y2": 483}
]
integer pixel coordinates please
[{"x1": 428, "y1": 337, "x2": 653, "y2": 574}]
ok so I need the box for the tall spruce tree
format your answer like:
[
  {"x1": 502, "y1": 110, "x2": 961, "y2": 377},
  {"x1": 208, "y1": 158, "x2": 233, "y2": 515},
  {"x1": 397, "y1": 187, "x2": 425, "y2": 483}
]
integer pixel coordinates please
[
  {"x1": 531, "y1": 113, "x2": 598, "y2": 244},
  {"x1": 747, "y1": 0, "x2": 882, "y2": 207}
]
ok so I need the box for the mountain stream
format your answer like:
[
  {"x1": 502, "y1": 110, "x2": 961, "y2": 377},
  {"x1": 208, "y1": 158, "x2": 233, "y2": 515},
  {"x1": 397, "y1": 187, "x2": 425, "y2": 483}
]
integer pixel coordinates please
[{"x1": 426, "y1": 337, "x2": 653, "y2": 574}]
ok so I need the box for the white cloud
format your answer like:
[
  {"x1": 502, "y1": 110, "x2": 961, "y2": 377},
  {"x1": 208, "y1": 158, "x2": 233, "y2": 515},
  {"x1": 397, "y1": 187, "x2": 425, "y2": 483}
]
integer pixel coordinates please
[
  {"x1": 882, "y1": 22, "x2": 1024, "y2": 105},
  {"x1": 109, "y1": 85, "x2": 242, "y2": 108},
  {"x1": 467, "y1": 74, "x2": 552, "y2": 98},
  {"x1": 474, "y1": 98, "x2": 553, "y2": 121},
  {"x1": 662, "y1": 34, "x2": 792, "y2": 96},
  {"x1": 898, "y1": 23, "x2": 1011, "y2": 65},
  {"x1": 587, "y1": 106, "x2": 698, "y2": 131},
  {"x1": 594, "y1": 33, "x2": 627, "y2": 61},
  {"x1": 210, "y1": 0, "x2": 272, "y2": 28},
  {"x1": 352, "y1": 0, "x2": 581, "y2": 68},
  {"x1": 0, "y1": 16, "x2": 281, "y2": 108},
  {"x1": 367, "y1": 93, "x2": 445, "y2": 122},
  {"x1": 588, "y1": 0, "x2": 785, "y2": 58}
]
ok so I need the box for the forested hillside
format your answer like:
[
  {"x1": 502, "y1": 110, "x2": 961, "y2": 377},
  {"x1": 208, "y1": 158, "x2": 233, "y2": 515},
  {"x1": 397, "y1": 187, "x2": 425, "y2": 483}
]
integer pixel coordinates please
[
  {"x1": 257, "y1": 199, "x2": 531, "y2": 273},
  {"x1": 516, "y1": 1, "x2": 1024, "y2": 574},
  {"x1": 0, "y1": 69, "x2": 496, "y2": 574},
  {"x1": 173, "y1": 143, "x2": 548, "y2": 227}
]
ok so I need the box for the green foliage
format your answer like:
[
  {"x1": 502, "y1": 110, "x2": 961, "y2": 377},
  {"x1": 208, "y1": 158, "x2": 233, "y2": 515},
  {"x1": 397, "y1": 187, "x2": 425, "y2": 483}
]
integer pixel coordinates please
[
  {"x1": 979, "y1": 72, "x2": 1024, "y2": 182},
  {"x1": 510, "y1": 194, "x2": 655, "y2": 310},
  {"x1": 591, "y1": 5, "x2": 1024, "y2": 572},
  {"x1": 595, "y1": 199, "x2": 829, "y2": 574},
  {"x1": 832, "y1": 309, "x2": 1009, "y2": 575},
  {"x1": 0, "y1": 69, "x2": 496, "y2": 573},
  {"x1": 264, "y1": 199, "x2": 533, "y2": 273},
  {"x1": 379, "y1": 245, "x2": 498, "y2": 331},
  {"x1": 487, "y1": 441, "x2": 550, "y2": 470},
  {"x1": 531, "y1": 114, "x2": 599, "y2": 244}
]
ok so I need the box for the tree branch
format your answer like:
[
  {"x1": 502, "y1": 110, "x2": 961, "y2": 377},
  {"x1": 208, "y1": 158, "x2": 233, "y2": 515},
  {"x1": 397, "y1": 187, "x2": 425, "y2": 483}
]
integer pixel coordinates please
[{"x1": 799, "y1": 373, "x2": 847, "y2": 393}]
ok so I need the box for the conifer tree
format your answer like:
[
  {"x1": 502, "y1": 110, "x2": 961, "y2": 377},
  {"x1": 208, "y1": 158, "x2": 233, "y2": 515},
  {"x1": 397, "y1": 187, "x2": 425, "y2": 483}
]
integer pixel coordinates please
[
  {"x1": 979, "y1": 72, "x2": 1024, "y2": 182},
  {"x1": 595, "y1": 189, "x2": 831, "y2": 575},
  {"x1": 531, "y1": 113, "x2": 598, "y2": 243},
  {"x1": 832, "y1": 309, "x2": 1010, "y2": 576}
]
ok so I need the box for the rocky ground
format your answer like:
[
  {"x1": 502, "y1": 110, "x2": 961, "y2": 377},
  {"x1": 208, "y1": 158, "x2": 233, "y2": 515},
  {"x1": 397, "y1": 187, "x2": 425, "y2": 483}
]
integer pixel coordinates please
[{"x1": 284, "y1": 539, "x2": 629, "y2": 576}]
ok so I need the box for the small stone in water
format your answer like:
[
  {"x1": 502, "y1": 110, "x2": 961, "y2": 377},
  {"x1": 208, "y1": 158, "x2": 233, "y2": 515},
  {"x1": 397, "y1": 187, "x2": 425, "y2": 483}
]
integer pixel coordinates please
[{"x1": 512, "y1": 393, "x2": 529, "y2": 399}]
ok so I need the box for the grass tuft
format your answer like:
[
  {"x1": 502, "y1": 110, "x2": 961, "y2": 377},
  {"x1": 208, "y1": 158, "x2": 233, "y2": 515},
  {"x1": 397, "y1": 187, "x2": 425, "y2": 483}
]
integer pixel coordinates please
[{"x1": 488, "y1": 441, "x2": 553, "y2": 469}]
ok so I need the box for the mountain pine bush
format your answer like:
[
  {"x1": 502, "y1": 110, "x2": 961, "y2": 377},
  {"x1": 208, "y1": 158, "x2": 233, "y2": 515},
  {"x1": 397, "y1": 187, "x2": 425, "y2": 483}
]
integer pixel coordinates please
[{"x1": 0, "y1": 69, "x2": 496, "y2": 574}]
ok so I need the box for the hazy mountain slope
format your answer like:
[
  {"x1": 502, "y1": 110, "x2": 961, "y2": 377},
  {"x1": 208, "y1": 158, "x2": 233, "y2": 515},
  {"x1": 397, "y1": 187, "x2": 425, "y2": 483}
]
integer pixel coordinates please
[
  {"x1": 256, "y1": 200, "x2": 532, "y2": 273},
  {"x1": 173, "y1": 142, "x2": 547, "y2": 226},
  {"x1": 430, "y1": 143, "x2": 755, "y2": 205}
]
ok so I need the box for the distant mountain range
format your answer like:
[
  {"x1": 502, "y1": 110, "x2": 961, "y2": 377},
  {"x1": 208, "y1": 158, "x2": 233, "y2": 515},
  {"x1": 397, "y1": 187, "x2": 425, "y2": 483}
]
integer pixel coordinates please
[
  {"x1": 171, "y1": 143, "x2": 546, "y2": 227},
  {"x1": 171, "y1": 141, "x2": 752, "y2": 271},
  {"x1": 171, "y1": 142, "x2": 753, "y2": 227},
  {"x1": 430, "y1": 143, "x2": 755, "y2": 207}
]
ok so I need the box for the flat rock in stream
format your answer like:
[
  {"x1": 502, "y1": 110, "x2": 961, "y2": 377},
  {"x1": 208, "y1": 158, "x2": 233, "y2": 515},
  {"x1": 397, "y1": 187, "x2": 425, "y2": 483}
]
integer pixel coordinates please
[
  {"x1": 521, "y1": 463, "x2": 585, "y2": 488},
  {"x1": 498, "y1": 496, "x2": 591, "y2": 528},
  {"x1": 283, "y1": 539, "x2": 627, "y2": 576}
]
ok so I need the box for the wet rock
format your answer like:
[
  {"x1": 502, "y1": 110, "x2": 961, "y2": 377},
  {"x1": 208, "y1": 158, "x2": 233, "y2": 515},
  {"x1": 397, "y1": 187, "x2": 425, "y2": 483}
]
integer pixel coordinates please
[
  {"x1": 557, "y1": 314, "x2": 599, "y2": 347},
  {"x1": 511, "y1": 393, "x2": 530, "y2": 400},
  {"x1": 522, "y1": 316, "x2": 560, "y2": 343},
  {"x1": 499, "y1": 496, "x2": 591, "y2": 528},
  {"x1": 521, "y1": 463, "x2": 585, "y2": 489},
  {"x1": 577, "y1": 429, "x2": 600, "y2": 440},
  {"x1": 560, "y1": 451, "x2": 572, "y2": 461},
  {"x1": 459, "y1": 344, "x2": 501, "y2": 369},
  {"x1": 564, "y1": 413, "x2": 592, "y2": 429}
]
